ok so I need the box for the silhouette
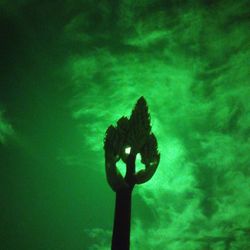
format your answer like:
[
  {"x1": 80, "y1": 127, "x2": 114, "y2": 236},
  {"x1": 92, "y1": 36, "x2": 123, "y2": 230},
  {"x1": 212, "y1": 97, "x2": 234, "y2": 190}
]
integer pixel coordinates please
[{"x1": 104, "y1": 96, "x2": 160, "y2": 250}]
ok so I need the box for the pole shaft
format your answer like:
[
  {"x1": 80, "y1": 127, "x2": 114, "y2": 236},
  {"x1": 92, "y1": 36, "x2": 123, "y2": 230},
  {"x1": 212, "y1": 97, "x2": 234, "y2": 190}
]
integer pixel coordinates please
[{"x1": 112, "y1": 188, "x2": 132, "y2": 250}]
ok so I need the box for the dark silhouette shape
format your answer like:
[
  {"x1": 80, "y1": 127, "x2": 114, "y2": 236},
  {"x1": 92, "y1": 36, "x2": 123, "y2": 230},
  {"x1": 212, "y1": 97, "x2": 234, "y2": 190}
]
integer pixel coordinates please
[{"x1": 104, "y1": 96, "x2": 160, "y2": 250}]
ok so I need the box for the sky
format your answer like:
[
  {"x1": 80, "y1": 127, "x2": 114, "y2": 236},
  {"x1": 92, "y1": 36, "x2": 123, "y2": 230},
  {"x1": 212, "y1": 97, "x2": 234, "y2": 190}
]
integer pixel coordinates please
[{"x1": 0, "y1": 0, "x2": 250, "y2": 249}]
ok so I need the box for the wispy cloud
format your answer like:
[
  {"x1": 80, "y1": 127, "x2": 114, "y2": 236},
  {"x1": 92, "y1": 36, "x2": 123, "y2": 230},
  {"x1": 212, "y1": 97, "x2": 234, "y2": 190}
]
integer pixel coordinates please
[
  {"x1": 0, "y1": 109, "x2": 14, "y2": 144},
  {"x1": 64, "y1": 0, "x2": 250, "y2": 248},
  {"x1": 84, "y1": 228, "x2": 111, "y2": 250}
]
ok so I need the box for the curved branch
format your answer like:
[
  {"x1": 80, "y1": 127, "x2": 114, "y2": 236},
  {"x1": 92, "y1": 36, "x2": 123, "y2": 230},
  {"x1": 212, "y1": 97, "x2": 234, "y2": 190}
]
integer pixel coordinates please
[
  {"x1": 105, "y1": 153, "x2": 128, "y2": 192},
  {"x1": 134, "y1": 158, "x2": 159, "y2": 184}
]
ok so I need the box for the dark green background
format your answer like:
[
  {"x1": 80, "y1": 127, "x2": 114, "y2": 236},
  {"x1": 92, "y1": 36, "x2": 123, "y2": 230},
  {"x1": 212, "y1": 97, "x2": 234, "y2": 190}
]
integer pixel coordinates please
[{"x1": 0, "y1": 1, "x2": 249, "y2": 249}]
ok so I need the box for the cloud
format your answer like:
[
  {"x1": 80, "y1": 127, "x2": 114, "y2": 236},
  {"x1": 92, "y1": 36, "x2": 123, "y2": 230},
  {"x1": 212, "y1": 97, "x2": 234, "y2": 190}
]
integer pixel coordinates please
[
  {"x1": 0, "y1": 109, "x2": 14, "y2": 144},
  {"x1": 0, "y1": 0, "x2": 249, "y2": 249},
  {"x1": 84, "y1": 228, "x2": 111, "y2": 250},
  {"x1": 64, "y1": 0, "x2": 249, "y2": 248}
]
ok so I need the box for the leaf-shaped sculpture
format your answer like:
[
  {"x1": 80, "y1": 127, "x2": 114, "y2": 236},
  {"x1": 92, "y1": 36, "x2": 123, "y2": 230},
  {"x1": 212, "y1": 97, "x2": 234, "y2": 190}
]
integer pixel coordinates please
[
  {"x1": 104, "y1": 96, "x2": 160, "y2": 191},
  {"x1": 104, "y1": 125, "x2": 128, "y2": 191},
  {"x1": 116, "y1": 117, "x2": 130, "y2": 162},
  {"x1": 134, "y1": 133, "x2": 160, "y2": 184},
  {"x1": 127, "y1": 96, "x2": 151, "y2": 154}
]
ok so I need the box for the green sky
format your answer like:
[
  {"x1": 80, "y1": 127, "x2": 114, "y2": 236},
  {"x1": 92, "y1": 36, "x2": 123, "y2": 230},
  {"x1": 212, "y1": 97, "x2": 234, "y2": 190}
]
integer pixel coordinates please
[{"x1": 0, "y1": 1, "x2": 250, "y2": 249}]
